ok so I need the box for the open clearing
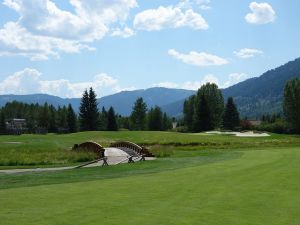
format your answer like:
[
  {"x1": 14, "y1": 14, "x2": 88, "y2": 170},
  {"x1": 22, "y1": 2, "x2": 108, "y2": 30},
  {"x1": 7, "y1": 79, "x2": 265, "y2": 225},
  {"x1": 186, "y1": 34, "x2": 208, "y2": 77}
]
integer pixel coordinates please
[{"x1": 0, "y1": 131, "x2": 299, "y2": 225}]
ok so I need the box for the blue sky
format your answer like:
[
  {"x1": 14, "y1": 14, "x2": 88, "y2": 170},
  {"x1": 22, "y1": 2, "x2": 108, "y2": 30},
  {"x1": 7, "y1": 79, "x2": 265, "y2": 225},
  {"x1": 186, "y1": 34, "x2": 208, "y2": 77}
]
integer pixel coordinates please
[{"x1": 0, "y1": 0, "x2": 299, "y2": 98}]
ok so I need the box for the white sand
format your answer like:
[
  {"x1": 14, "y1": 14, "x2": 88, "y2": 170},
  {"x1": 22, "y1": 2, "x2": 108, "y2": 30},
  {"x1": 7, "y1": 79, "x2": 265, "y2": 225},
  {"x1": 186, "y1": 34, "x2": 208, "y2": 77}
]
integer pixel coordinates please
[{"x1": 206, "y1": 131, "x2": 270, "y2": 137}]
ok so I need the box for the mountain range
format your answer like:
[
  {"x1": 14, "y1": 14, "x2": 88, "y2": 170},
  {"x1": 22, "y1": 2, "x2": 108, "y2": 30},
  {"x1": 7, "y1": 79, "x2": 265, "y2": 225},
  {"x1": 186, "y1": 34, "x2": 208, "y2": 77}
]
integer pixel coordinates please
[{"x1": 1, "y1": 57, "x2": 300, "y2": 118}]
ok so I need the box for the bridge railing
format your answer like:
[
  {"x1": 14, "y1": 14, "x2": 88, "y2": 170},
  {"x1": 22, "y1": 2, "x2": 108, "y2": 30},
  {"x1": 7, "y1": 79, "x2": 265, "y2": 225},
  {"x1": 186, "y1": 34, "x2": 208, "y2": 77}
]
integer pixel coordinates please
[
  {"x1": 72, "y1": 141, "x2": 105, "y2": 158},
  {"x1": 110, "y1": 141, "x2": 154, "y2": 157}
]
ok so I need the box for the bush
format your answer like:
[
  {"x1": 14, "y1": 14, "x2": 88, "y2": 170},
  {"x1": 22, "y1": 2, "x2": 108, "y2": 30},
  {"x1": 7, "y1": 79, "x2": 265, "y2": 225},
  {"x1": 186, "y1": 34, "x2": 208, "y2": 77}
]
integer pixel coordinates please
[{"x1": 255, "y1": 120, "x2": 288, "y2": 134}]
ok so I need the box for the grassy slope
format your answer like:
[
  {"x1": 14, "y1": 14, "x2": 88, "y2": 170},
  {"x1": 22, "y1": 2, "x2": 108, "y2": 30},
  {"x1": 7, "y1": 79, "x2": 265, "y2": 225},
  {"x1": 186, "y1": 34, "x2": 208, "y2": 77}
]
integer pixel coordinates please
[
  {"x1": 0, "y1": 131, "x2": 300, "y2": 167},
  {"x1": 0, "y1": 132, "x2": 299, "y2": 224},
  {"x1": 0, "y1": 147, "x2": 299, "y2": 225}
]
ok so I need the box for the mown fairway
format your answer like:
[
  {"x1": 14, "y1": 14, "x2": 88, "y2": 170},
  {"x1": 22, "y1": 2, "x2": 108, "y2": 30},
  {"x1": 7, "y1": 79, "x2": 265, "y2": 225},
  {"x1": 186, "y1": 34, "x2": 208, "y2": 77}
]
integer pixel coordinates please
[{"x1": 0, "y1": 132, "x2": 300, "y2": 225}]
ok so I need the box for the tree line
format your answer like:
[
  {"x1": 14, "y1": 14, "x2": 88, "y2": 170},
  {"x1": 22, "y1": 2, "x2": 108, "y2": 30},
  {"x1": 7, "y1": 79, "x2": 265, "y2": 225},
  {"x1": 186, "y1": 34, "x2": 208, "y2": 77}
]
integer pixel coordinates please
[
  {"x1": 0, "y1": 77, "x2": 299, "y2": 135},
  {"x1": 182, "y1": 78, "x2": 300, "y2": 134},
  {"x1": 183, "y1": 83, "x2": 240, "y2": 132},
  {"x1": 0, "y1": 87, "x2": 173, "y2": 134}
]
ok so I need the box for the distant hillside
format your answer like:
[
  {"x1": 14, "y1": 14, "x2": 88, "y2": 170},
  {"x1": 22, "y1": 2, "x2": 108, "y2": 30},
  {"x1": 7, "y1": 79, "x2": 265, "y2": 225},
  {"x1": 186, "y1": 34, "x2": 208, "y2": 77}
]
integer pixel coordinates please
[
  {"x1": 0, "y1": 58, "x2": 299, "y2": 118},
  {"x1": 223, "y1": 58, "x2": 300, "y2": 118},
  {"x1": 0, "y1": 94, "x2": 80, "y2": 109},
  {"x1": 100, "y1": 87, "x2": 195, "y2": 116},
  {"x1": 0, "y1": 88, "x2": 195, "y2": 116}
]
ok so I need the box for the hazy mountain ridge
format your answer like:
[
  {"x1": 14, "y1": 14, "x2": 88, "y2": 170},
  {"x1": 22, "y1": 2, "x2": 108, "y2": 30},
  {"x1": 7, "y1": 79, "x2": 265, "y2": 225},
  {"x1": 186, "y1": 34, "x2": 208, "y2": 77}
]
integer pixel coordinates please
[
  {"x1": 0, "y1": 58, "x2": 299, "y2": 118},
  {"x1": 0, "y1": 88, "x2": 195, "y2": 116},
  {"x1": 223, "y1": 57, "x2": 300, "y2": 118}
]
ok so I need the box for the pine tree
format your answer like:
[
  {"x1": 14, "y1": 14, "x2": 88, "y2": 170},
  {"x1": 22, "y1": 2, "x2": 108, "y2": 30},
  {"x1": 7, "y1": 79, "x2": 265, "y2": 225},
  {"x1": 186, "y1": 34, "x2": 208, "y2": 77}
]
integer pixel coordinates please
[
  {"x1": 283, "y1": 78, "x2": 300, "y2": 132},
  {"x1": 147, "y1": 106, "x2": 163, "y2": 131},
  {"x1": 79, "y1": 88, "x2": 99, "y2": 131},
  {"x1": 107, "y1": 107, "x2": 118, "y2": 131},
  {"x1": 0, "y1": 111, "x2": 7, "y2": 135},
  {"x1": 98, "y1": 107, "x2": 108, "y2": 131},
  {"x1": 193, "y1": 94, "x2": 212, "y2": 132},
  {"x1": 48, "y1": 105, "x2": 57, "y2": 133},
  {"x1": 79, "y1": 89, "x2": 89, "y2": 131},
  {"x1": 38, "y1": 103, "x2": 50, "y2": 130},
  {"x1": 57, "y1": 106, "x2": 68, "y2": 130},
  {"x1": 88, "y1": 87, "x2": 99, "y2": 130},
  {"x1": 162, "y1": 112, "x2": 170, "y2": 131},
  {"x1": 130, "y1": 97, "x2": 147, "y2": 130},
  {"x1": 67, "y1": 104, "x2": 77, "y2": 133},
  {"x1": 196, "y1": 83, "x2": 224, "y2": 129},
  {"x1": 183, "y1": 95, "x2": 195, "y2": 131},
  {"x1": 223, "y1": 97, "x2": 240, "y2": 130}
]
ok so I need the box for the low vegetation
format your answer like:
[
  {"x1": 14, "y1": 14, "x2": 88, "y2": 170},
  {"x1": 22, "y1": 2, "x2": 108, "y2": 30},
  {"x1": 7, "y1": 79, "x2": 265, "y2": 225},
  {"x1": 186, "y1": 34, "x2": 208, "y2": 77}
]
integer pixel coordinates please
[{"x1": 0, "y1": 131, "x2": 299, "y2": 225}]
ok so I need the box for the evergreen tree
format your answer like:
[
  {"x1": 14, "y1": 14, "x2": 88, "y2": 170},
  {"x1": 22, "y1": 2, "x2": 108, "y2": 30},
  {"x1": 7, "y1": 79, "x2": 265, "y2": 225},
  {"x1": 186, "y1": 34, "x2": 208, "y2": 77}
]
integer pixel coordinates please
[
  {"x1": 79, "y1": 88, "x2": 99, "y2": 131},
  {"x1": 162, "y1": 112, "x2": 170, "y2": 131},
  {"x1": 38, "y1": 103, "x2": 50, "y2": 130},
  {"x1": 183, "y1": 83, "x2": 224, "y2": 132},
  {"x1": 57, "y1": 106, "x2": 68, "y2": 131},
  {"x1": 0, "y1": 111, "x2": 6, "y2": 135},
  {"x1": 79, "y1": 89, "x2": 89, "y2": 131},
  {"x1": 130, "y1": 97, "x2": 147, "y2": 130},
  {"x1": 48, "y1": 105, "x2": 57, "y2": 133},
  {"x1": 107, "y1": 107, "x2": 118, "y2": 131},
  {"x1": 88, "y1": 87, "x2": 99, "y2": 130},
  {"x1": 196, "y1": 83, "x2": 224, "y2": 129},
  {"x1": 183, "y1": 95, "x2": 195, "y2": 131},
  {"x1": 223, "y1": 97, "x2": 240, "y2": 130},
  {"x1": 147, "y1": 106, "x2": 163, "y2": 131},
  {"x1": 67, "y1": 104, "x2": 77, "y2": 133},
  {"x1": 193, "y1": 94, "x2": 212, "y2": 132},
  {"x1": 98, "y1": 107, "x2": 108, "y2": 131},
  {"x1": 283, "y1": 78, "x2": 300, "y2": 132}
]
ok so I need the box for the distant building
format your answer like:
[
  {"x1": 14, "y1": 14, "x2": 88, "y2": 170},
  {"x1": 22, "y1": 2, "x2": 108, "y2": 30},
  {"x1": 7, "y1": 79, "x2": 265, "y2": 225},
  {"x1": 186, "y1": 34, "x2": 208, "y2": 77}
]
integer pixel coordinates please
[{"x1": 6, "y1": 118, "x2": 28, "y2": 135}]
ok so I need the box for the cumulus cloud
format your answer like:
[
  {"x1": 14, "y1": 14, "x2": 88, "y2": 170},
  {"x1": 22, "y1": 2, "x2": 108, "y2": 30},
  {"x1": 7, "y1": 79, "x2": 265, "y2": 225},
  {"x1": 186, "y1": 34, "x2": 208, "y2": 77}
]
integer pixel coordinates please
[
  {"x1": 111, "y1": 27, "x2": 135, "y2": 38},
  {"x1": 234, "y1": 48, "x2": 263, "y2": 59},
  {"x1": 182, "y1": 74, "x2": 220, "y2": 90},
  {"x1": 0, "y1": 22, "x2": 93, "y2": 61},
  {"x1": 154, "y1": 73, "x2": 249, "y2": 91},
  {"x1": 0, "y1": 0, "x2": 137, "y2": 60},
  {"x1": 152, "y1": 82, "x2": 179, "y2": 89},
  {"x1": 223, "y1": 73, "x2": 248, "y2": 88},
  {"x1": 168, "y1": 49, "x2": 228, "y2": 67},
  {"x1": 134, "y1": 5, "x2": 208, "y2": 31},
  {"x1": 178, "y1": 0, "x2": 211, "y2": 10},
  {"x1": 245, "y1": 2, "x2": 276, "y2": 24},
  {"x1": 0, "y1": 68, "x2": 133, "y2": 97}
]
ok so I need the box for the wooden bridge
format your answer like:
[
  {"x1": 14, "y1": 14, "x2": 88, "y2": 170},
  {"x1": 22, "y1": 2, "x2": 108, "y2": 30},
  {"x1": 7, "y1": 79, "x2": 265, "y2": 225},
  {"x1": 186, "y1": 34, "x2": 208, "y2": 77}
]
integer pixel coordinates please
[
  {"x1": 109, "y1": 141, "x2": 154, "y2": 157},
  {"x1": 73, "y1": 141, "x2": 154, "y2": 167}
]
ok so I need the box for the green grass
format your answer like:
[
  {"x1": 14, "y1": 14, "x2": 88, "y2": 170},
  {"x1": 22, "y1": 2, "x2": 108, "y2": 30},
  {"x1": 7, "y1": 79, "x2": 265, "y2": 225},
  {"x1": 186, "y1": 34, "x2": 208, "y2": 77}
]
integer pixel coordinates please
[
  {"x1": 0, "y1": 131, "x2": 300, "y2": 167},
  {"x1": 0, "y1": 131, "x2": 299, "y2": 224}
]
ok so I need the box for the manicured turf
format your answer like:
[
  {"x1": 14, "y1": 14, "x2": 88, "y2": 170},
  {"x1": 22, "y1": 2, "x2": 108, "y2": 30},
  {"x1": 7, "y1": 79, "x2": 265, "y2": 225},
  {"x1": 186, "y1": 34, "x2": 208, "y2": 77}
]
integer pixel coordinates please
[{"x1": 0, "y1": 132, "x2": 299, "y2": 225}]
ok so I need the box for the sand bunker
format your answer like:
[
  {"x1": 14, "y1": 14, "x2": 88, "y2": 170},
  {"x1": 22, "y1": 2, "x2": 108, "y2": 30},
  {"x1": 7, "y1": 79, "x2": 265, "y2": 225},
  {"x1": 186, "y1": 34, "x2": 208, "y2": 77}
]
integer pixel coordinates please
[{"x1": 206, "y1": 131, "x2": 270, "y2": 137}]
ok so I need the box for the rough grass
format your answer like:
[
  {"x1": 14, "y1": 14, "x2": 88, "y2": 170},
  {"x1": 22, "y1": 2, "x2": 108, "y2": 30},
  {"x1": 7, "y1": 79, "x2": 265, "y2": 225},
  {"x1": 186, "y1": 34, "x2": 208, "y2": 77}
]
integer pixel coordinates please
[
  {"x1": 0, "y1": 145, "x2": 299, "y2": 225},
  {"x1": 0, "y1": 131, "x2": 300, "y2": 167}
]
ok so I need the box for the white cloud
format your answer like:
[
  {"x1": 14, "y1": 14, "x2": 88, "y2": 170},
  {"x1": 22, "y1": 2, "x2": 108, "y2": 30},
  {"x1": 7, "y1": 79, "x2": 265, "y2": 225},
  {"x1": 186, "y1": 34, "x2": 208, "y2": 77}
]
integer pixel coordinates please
[
  {"x1": 245, "y1": 2, "x2": 276, "y2": 24},
  {"x1": 178, "y1": 0, "x2": 211, "y2": 10},
  {"x1": 0, "y1": 0, "x2": 137, "y2": 59},
  {"x1": 0, "y1": 22, "x2": 92, "y2": 61},
  {"x1": 155, "y1": 73, "x2": 248, "y2": 91},
  {"x1": 134, "y1": 5, "x2": 208, "y2": 31},
  {"x1": 168, "y1": 49, "x2": 228, "y2": 67},
  {"x1": 234, "y1": 48, "x2": 263, "y2": 59},
  {"x1": 195, "y1": 0, "x2": 211, "y2": 10},
  {"x1": 152, "y1": 82, "x2": 179, "y2": 89},
  {"x1": 111, "y1": 27, "x2": 135, "y2": 38},
  {"x1": 182, "y1": 74, "x2": 220, "y2": 90},
  {"x1": 223, "y1": 73, "x2": 248, "y2": 88},
  {"x1": 0, "y1": 68, "x2": 132, "y2": 97}
]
